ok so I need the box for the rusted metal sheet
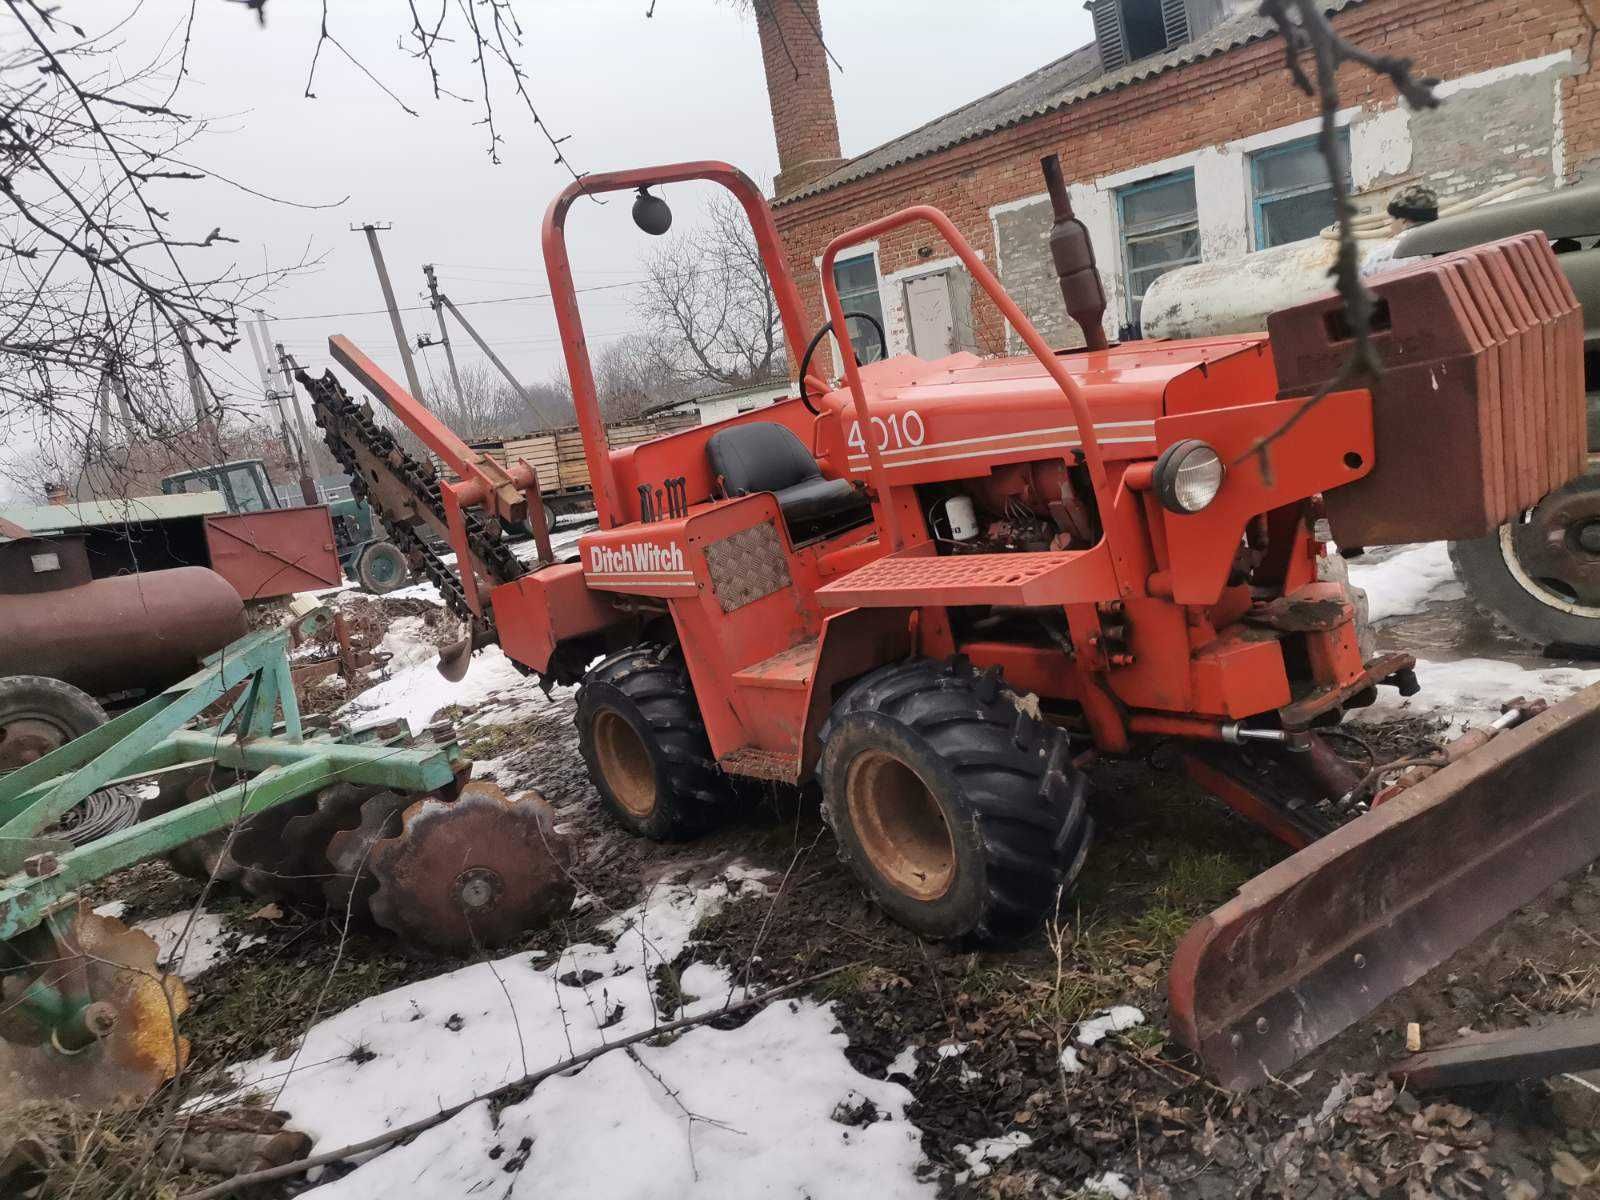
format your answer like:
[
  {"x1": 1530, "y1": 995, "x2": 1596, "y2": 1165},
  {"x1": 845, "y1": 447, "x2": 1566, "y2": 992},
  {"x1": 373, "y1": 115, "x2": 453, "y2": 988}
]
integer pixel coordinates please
[
  {"x1": 1271, "y1": 235, "x2": 1583, "y2": 547},
  {"x1": 203, "y1": 507, "x2": 341, "y2": 601},
  {"x1": 1170, "y1": 681, "x2": 1600, "y2": 1090},
  {"x1": 1394, "y1": 1014, "x2": 1600, "y2": 1090}
]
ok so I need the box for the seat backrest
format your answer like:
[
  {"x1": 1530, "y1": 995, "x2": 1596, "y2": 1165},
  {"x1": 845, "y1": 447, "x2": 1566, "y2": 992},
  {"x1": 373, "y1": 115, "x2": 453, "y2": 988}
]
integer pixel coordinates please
[{"x1": 706, "y1": 422, "x2": 823, "y2": 497}]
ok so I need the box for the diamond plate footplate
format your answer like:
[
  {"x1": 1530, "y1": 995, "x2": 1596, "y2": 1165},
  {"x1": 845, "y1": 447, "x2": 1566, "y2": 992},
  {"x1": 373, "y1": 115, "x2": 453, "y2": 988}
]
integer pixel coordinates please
[{"x1": 705, "y1": 520, "x2": 792, "y2": 612}]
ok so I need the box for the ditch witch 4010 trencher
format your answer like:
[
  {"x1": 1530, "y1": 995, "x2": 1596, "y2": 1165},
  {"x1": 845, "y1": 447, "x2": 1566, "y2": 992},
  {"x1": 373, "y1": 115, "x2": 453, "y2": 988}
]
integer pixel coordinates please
[{"x1": 299, "y1": 160, "x2": 1600, "y2": 1091}]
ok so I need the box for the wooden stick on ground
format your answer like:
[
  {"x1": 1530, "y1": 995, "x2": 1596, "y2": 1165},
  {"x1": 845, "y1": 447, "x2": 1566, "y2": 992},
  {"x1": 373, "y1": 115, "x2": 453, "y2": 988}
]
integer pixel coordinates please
[{"x1": 179, "y1": 962, "x2": 858, "y2": 1200}]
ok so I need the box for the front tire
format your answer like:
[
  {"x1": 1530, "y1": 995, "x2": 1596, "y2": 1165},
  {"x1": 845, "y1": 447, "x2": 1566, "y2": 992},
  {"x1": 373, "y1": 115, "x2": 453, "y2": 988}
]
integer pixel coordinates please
[
  {"x1": 577, "y1": 646, "x2": 730, "y2": 839},
  {"x1": 818, "y1": 657, "x2": 1092, "y2": 944}
]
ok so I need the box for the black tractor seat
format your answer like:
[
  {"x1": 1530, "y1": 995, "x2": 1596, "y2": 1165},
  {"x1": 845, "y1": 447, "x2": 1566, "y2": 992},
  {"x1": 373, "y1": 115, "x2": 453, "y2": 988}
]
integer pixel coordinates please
[{"x1": 706, "y1": 421, "x2": 871, "y2": 541}]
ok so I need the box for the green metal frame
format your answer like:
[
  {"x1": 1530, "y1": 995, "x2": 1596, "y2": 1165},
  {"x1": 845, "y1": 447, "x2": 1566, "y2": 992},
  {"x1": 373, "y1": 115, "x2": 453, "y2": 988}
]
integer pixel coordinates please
[{"x1": 0, "y1": 606, "x2": 459, "y2": 941}]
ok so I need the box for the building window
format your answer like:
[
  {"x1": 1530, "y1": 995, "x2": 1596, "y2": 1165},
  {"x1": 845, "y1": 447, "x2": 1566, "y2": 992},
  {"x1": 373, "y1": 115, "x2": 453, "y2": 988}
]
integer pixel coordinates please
[
  {"x1": 832, "y1": 253, "x2": 886, "y2": 363},
  {"x1": 1092, "y1": 0, "x2": 1192, "y2": 71},
  {"x1": 1252, "y1": 131, "x2": 1352, "y2": 250},
  {"x1": 1118, "y1": 170, "x2": 1201, "y2": 329}
]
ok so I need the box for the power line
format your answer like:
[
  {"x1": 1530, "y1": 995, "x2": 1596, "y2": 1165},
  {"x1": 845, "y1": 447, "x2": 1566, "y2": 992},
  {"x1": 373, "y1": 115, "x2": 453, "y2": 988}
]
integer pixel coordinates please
[{"x1": 265, "y1": 277, "x2": 647, "y2": 323}]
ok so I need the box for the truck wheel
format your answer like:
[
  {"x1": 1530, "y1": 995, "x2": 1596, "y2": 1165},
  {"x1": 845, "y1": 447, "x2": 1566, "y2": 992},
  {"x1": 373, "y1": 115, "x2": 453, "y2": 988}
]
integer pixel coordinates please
[
  {"x1": 1450, "y1": 474, "x2": 1600, "y2": 649},
  {"x1": 0, "y1": 675, "x2": 107, "y2": 773},
  {"x1": 577, "y1": 646, "x2": 730, "y2": 839},
  {"x1": 817, "y1": 657, "x2": 1092, "y2": 944},
  {"x1": 356, "y1": 540, "x2": 408, "y2": 594}
]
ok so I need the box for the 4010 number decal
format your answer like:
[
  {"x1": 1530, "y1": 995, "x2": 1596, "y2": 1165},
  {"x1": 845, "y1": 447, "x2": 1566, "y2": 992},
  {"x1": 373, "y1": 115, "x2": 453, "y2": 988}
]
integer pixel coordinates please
[{"x1": 846, "y1": 409, "x2": 925, "y2": 456}]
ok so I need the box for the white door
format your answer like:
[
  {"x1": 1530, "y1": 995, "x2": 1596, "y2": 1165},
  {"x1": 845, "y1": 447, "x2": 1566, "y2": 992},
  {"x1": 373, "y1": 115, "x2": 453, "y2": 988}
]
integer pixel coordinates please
[{"x1": 905, "y1": 273, "x2": 955, "y2": 357}]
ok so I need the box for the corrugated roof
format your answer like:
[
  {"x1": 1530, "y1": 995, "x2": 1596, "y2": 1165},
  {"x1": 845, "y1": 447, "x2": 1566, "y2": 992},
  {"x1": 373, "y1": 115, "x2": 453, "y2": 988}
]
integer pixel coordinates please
[
  {"x1": 0, "y1": 492, "x2": 227, "y2": 538},
  {"x1": 780, "y1": 0, "x2": 1360, "y2": 204}
]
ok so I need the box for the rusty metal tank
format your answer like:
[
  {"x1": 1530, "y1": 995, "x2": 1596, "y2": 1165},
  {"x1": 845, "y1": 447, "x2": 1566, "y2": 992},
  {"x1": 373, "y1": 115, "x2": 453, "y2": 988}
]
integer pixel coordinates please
[{"x1": 0, "y1": 531, "x2": 246, "y2": 698}]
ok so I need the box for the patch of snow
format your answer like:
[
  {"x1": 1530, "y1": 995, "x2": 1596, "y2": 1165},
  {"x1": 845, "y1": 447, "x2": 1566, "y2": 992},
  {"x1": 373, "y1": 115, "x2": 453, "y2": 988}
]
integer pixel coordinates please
[
  {"x1": 341, "y1": 644, "x2": 542, "y2": 735},
  {"x1": 213, "y1": 866, "x2": 934, "y2": 1199},
  {"x1": 887, "y1": 1043, "x2": 920, "y2": 1080},
  {"x1": 1348, "y1": 542, "x2": 1464, "y2": 623},
  {"x1": 1060, "y1": 1007, "x2": 1145, "y2": 1073},
  {"x1": 374, "y1": 616, "x2": 435, "y2": 671},
  {"x1": 136, "y1": 910, "x2": 262, "y2": 981},
  {"x1": 1075, "y1": 1006, "x2": 1145, "y2": 1047},
  {"x1": 1357, "y1": 657, "x2": 1600, "y2": 733},
  {"x1": 92, "y1": 900, "x2": 128, "y2": 920},
  {"x1": 953, "y1": 1131, "x2": 1031, "y2": 1184},
  {"x1": 376, "y1": 579, "x2": 445, "y2": 606},
  {"x1": 1082, "y1": 1171, "x2": 1134, "y2": 1199},
  {"x1": 935, "y1": 1039, "x2": 979, "y2": 1082}
]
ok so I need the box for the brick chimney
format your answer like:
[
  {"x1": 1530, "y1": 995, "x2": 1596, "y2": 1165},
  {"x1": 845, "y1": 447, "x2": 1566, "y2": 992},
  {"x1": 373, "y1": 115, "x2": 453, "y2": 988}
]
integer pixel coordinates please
[{"x1": 755, "y1": 0, "x2": 846, "y2": 197}]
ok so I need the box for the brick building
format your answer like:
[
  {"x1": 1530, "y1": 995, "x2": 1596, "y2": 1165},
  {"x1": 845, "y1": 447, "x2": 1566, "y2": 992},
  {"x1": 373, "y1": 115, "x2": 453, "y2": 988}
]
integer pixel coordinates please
[{"x1": 756, "y1": 0, "x2": 1600, "y2": 358}]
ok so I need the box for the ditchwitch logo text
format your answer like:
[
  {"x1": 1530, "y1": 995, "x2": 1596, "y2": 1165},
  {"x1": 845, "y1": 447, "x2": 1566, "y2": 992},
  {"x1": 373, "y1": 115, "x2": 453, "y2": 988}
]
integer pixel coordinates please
[{"x1": 589, "y1": 542, "x2": 686, "y2": 574}]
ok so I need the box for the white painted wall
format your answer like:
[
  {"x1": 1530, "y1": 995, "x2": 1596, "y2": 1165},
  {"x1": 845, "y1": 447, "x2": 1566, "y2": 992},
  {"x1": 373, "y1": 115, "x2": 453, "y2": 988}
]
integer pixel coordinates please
[
  {"x1": 989, "y1": 49, "x2": 1575, "y2": 345},
  {"x1": 695, "y1": 381, "x2": 791, "y2": 425}
]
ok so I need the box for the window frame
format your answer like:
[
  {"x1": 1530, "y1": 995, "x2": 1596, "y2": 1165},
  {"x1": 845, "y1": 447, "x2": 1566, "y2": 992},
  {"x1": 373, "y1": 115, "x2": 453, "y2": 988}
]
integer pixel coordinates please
[
  {"x1": 831, "y1": 251, "x2": 887, "y2": 365},
  {"x1": 1116, "y1": 168, "x2": 1201, "y2": 328},
  {"x1": 1250, "y1": 130, "x2": 1352, "y2": 251}
]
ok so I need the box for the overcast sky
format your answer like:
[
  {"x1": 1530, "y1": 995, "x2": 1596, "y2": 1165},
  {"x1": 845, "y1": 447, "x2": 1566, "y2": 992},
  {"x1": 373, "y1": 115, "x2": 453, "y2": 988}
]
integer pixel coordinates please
[{"x1": 80, "y1": 1, "x2": 1093, "y2": 443}]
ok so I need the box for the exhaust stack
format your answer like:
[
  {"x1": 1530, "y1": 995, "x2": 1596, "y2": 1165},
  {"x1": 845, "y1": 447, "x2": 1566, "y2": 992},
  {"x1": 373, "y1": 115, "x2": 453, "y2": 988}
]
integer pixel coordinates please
[{"x1": 1041, "y1": 154, "x2": 1109, "y2": 351}]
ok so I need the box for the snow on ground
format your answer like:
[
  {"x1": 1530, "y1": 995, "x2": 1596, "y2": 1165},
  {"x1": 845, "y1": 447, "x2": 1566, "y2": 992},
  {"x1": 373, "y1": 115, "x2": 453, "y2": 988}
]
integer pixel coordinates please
[
  {"x1": 340, "y1": 644, "x2": 543, "y2": 735},
  {"x1": 1358, "y1": 657, "x2": 1600, "y2": 733},
  {"x1": 208, "y1": 866, "x2": 932, "y2": 1199},
  {"x1": 133, "y1": 909, "x2": 262, "y2": 981},
  {"x1": 1348, "y1": 542, "x2": 1464, "y2": 623},
  {"x1": 953, "y1": 1132, "x2": 1032, "y2": 1184},
  {"x1": 1060, "y1": 1006, "x2": 1145, "y2": 1074}
]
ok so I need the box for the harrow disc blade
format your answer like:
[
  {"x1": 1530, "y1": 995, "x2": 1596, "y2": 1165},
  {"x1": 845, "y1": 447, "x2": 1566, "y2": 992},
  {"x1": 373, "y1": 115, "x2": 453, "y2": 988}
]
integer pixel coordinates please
[
  {"x1": 231, "y1": 793, "x2": 322, "y2": 903},
  {"x1": 366, "y1": 781, "x2": 575, "y2": 953},
  {"x1": 141, "y1": 769, "x2": 246, "y2": 885},
  {"x1": 0, "y1": 905, "x2": 189, "y2": 1109},
  {"x1": 323, "y1": 788, "x2": 411, "y2": 920},
  {"x1": 273, "y1": 783, "x2": 373, "y2": 902},
  {"x1": 1170, "y1": 682, "x2": 1600, "y2": 1090}
]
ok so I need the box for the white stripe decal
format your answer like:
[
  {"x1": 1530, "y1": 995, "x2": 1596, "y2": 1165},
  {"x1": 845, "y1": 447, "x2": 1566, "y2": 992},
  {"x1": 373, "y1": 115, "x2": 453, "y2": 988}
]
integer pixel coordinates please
[
  {"x1": 846, "y1": 419, "x2": 1155, "y2": 463},
  {"x1": 587, "y1": 571, "x2": 696, "y2": 584},
  {"x1": 852, "y1": 436, "x2": 1156, "y2": 470}
]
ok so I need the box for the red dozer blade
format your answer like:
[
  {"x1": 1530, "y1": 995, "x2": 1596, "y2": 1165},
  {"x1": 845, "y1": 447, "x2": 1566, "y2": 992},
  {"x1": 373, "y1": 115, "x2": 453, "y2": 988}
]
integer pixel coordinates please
[{"x1": 1170, "y1": 682, "x2": 1600, "y2": 1090}]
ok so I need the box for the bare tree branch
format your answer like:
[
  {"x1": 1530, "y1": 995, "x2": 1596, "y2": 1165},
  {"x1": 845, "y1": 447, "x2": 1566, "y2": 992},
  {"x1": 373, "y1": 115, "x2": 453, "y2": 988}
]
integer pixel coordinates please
[{"x1": 1242, "y1": 0, "x2": 1441, "y2": 482}]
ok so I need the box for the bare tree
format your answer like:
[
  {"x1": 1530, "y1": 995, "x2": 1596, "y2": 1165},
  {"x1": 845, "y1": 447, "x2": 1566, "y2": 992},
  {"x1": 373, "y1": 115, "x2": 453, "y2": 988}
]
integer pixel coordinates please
[
  {"x1": 594, "y1": 332, "x2": 687, "y2": 421},
  {"x1": 0, "y1": 0, "x2": 596, "y2": 504},
  {"x1": 0, "y1": 2, "x2": 318, "y2": 501},
  {"x1": 634, "y1": 194, "x2": 785, "y2": 391}
]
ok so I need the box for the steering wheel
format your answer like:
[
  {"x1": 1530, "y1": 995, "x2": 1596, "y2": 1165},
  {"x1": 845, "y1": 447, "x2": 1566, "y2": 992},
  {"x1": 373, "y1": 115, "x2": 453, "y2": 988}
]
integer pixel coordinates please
[{"x1": 798, "y1": 311, "x2": 889, "y2": 415}]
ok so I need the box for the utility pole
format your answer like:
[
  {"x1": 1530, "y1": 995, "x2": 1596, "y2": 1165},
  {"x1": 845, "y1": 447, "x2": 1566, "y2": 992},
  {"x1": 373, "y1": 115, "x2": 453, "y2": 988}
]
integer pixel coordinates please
[
  {"x1": 354, "y1": 222, "x2": 427, "y2": 403},
  {"x1": 176, "y1": 325, "x2": 219, "y2": 455},
  {"x1": 440, "y1": 294, "x2": 554, "y2": 428},
  {"x1": 422, "y1": 264, "x2": 467, "y2": 409},
  {"x1": 248, "y1": 317, "x2": 318, "y2": 505},
  {"x1": 273, "y1": 341, "x2": 321, "y2": 502}
]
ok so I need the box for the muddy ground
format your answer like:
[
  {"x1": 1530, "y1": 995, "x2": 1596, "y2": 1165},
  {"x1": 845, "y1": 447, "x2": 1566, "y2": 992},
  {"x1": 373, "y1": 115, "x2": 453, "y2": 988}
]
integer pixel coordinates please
[{"x1": 24, "y1": 581, "x2": 1600, "y2": 1199}]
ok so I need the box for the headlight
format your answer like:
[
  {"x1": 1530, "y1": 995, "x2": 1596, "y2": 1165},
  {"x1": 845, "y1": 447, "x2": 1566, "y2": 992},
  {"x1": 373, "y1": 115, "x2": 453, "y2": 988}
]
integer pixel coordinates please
[{"x1": 1154, "y1": 439, "x2": 1225, "y2": 514}]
